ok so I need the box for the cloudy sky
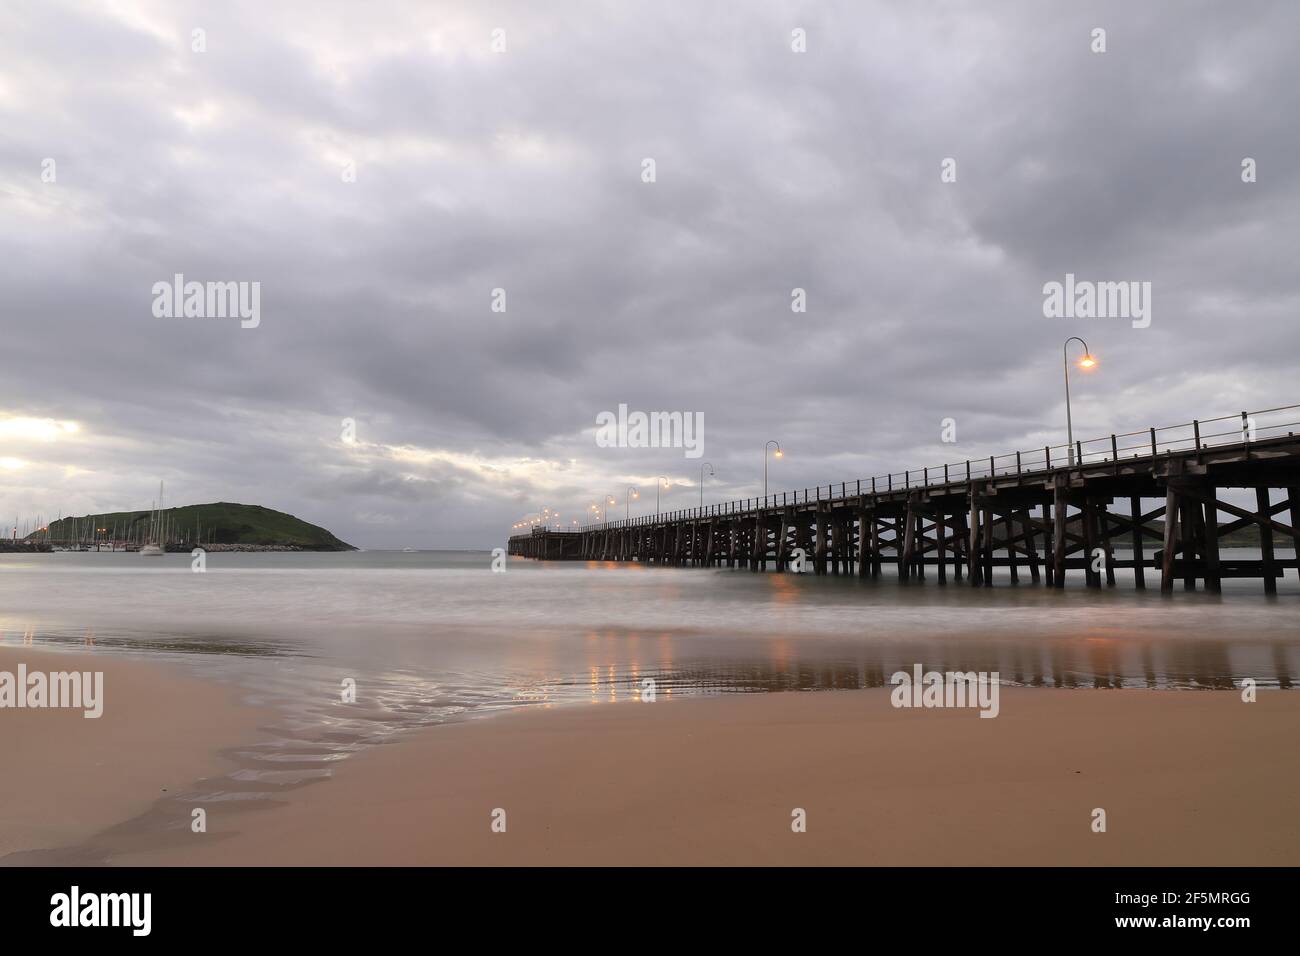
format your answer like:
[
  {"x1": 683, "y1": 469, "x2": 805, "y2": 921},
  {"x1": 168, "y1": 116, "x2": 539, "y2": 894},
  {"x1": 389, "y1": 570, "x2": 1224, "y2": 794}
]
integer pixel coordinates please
[{"x1": 2, "y1": 0, "x2": 1297, "y2": 548}]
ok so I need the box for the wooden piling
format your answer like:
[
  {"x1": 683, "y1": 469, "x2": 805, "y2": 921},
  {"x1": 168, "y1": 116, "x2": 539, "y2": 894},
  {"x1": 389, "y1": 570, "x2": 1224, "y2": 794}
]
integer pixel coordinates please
[
  {"x1": 1053, "y1": 484, "x2": 1068, "y2": 588},
  {"x1": 1130, "y1": 496, "x2": 1146, "y2": 589},
  {"x1": 1160, "y1": 486, "x2": 1180, "y2": 593},
  {"x1": 1258, "y1": 488, "x2": 1277, "y2": 594},
  {"x1": 1202, "y1": 491, "x2": 1221, "y2": 593}
]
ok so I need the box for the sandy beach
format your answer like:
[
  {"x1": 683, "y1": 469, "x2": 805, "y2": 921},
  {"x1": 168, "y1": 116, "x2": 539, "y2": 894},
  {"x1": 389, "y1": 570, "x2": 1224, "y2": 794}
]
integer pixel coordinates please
[
  {"x1": 42, "y1": 673, "x2": 1291, "y2": 867},
  {"x1": 0, "y1": 645, "x2": 265, "y2": 861}
]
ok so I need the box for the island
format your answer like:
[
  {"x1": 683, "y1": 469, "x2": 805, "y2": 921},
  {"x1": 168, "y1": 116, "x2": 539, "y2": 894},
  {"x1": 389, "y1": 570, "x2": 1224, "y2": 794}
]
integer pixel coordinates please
[{"x1": 12, "y1": 502, "x2": 355, "y2": 552}]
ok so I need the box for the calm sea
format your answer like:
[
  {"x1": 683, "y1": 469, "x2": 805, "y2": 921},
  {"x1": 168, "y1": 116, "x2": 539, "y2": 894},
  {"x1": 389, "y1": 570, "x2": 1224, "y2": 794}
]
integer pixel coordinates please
[{"x1": 3, "y1": 548, "x2": 1297, "y2": 712}]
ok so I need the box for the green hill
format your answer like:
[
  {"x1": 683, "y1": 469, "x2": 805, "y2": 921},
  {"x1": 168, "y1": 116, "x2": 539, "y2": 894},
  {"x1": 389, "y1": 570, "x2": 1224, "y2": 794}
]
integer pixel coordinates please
[{"x1": 32, "y1": 502, "x2": 355, "y2": 551}]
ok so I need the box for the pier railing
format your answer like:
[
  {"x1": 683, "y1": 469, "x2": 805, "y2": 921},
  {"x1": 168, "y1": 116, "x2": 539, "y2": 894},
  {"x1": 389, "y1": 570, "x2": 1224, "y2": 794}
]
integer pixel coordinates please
[{"x1": 586, "y1": 403, "x2": 1300, "y2": 530}]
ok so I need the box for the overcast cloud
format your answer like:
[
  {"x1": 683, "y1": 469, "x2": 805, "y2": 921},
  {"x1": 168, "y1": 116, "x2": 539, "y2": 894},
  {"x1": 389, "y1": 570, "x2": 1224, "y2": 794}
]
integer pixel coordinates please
[{"x1": 2, "y1": 0, "x2": 1297, "y2": 547}]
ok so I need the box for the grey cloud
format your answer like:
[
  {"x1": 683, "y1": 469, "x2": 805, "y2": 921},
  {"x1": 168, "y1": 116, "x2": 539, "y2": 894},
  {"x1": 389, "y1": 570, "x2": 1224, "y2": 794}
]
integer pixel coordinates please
[{"x1": 2, "y1": 0, "x2": 1298, "y2": 547}]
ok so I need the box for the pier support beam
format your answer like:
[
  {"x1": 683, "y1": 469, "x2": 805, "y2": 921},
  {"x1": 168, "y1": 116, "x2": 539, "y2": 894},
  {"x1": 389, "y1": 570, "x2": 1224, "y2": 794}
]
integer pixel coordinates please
[
  {"x1": 1004, "y1": 512, "x2": 1019, "y2": 583},
  {"x1": 856, "y1": 509, "x2": 871, "y2": 579},
  {"x1": 1053, "y1": 483, "x2": 1068, "y2": 589},
  {"x1": 901, "y1": 501, "x2": 916, "y2": 582},
  {"x1": 1020, "y1": 510, "x2": 1041, "y2": 583},
  {"x1": 1290, "y1": 487, "x2": 1300, "y2": 584},
  {"x1": 1202, "y1": 491, "x2": 1221, "y2": 593},
  {"x1": 1258, "y1": 488, "x2": 1277, "y2": 595},
  {"x1": 981, "y1": 505, "x2": 995, "y2": 585},
  {"x1": 870, "y1": 514, "x2": 882, "y2": 578},
  {"x1": 1082, "y1": 498, "x2": 1100, "y2": 589},
  {"x1": 1130, "y1": 496, "x2": 1146, "y2": 589},
  {"x1": 936, "y1": 509, "x2": 947, "y2": 584},
  {"x1": 1160, "y1": 485, "x2": 1180, "y2": 593}
]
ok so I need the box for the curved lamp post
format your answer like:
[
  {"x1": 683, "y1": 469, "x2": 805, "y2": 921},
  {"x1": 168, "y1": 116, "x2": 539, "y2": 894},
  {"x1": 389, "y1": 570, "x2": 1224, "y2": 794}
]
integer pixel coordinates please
[
  {"x1": 624, "y1": 486, "x2": 639, "y2": 522},
  {"x1": 699, "y1": 462, "x2": 714, "y2": 509},
  {"x1": 1063, "y1": 337, "x2": 1098, "y2": 466},
  {"x1": 655, "y1": 476, "x2": 670, "y2": 516},
  {"x1": 764, "y1": 440, "x2": 784, "y2": 499}
]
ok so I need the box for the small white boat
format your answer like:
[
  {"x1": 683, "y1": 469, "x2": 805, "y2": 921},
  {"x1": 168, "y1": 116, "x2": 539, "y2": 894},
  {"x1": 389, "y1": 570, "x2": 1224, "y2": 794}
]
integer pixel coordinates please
[
  {"x1": 401, "y1": 547, "x2": 417, "y2": 553},
  {"x1": 139, "y1": 543, "x2": 164, "y2": 557}
]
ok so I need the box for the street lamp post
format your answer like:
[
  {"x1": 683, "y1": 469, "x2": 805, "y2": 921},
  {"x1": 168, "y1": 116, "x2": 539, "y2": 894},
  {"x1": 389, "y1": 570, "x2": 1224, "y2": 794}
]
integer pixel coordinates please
[
  {"x1": 624, "y1": 486, "x2": 638, "y2": 522},
  {"x1": 655, "y1": 476, "x2": 670, "y2": 516},
  {"x1": 764, "y1": 440, "x2": 783, "y2": 499},
  {"x1": 1062, "y1": 337, "x2": 1098, "y2": 466},
  {"x1": 699, "y1": 462, "x2": 714, "y2": 509}
]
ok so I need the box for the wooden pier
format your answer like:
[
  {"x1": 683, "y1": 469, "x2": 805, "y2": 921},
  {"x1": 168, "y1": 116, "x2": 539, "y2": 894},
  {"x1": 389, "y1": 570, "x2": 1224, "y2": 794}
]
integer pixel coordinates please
[{"x1": 508, "y1": 407, "x2": 1300, "y2": 592}]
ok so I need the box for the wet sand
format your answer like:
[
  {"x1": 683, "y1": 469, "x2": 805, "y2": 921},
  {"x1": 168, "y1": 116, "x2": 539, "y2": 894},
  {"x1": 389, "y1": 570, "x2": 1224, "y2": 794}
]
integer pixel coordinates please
[
  {"x1": 117, "y1": 684, "x2": 1300, "y2": 867},
  {"x1": 0, "y1": 645, "x2": 265, "y2": 859}
]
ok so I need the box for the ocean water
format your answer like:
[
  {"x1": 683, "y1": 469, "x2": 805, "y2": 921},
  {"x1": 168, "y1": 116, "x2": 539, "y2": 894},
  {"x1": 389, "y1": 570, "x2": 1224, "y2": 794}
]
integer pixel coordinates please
[
  {"x1": 3, "y1": 549, "x2": 1299, "y2": 708},
  {"x1": 2, "y1": 548, "x2": 1296, "y2": 861}
]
